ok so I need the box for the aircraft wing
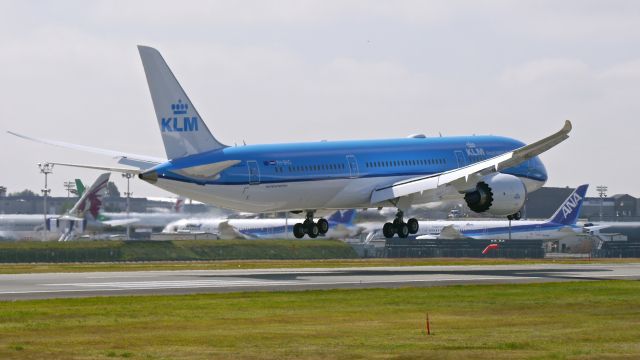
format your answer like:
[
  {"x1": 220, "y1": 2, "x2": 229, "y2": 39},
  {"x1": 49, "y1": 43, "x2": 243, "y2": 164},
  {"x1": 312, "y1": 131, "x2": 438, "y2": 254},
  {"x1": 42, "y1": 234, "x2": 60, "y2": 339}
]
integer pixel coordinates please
[
  {"x1": 218, "y1": 221, "x2": 254, "y2": 240},
  {"x1": 8, "y1": 131, "x2": 165, "y2": 170},
  {"x1": 416, "y1": 225, "x2": 466, "y2": 240},
  {"x1": 370, "y1": 120, "x2": 572, "y2": 205},
  {"x1": 438, "y1": 225, "x2": 466, "y2": 239},
  {"x1": 101, "y1": 218, "x2": 141, "y2": 227},
  {"x1": 50, "y1": 162, "x2": 142, "y2": 174}
]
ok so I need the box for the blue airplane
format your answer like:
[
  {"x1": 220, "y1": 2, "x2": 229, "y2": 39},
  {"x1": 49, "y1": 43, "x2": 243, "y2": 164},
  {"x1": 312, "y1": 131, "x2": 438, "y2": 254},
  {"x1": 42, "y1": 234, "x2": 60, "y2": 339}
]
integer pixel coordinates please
[{"x1": 9, "y1": 46, "x2": 572, "y2": 239}]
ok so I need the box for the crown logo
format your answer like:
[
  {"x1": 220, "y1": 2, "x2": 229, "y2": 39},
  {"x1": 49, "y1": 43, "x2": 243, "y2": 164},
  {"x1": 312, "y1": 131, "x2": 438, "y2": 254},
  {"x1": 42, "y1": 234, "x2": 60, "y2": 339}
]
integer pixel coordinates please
[{"x1": 171, "y1": 99, "x2": 189, "y2": 115}]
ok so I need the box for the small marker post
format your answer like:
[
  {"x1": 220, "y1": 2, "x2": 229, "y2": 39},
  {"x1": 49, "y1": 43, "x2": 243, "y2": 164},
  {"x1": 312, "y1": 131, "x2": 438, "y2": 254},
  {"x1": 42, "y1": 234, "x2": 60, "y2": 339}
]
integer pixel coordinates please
[{"x1": 426, "y1": 312, "x2": 431, "y2": 335}]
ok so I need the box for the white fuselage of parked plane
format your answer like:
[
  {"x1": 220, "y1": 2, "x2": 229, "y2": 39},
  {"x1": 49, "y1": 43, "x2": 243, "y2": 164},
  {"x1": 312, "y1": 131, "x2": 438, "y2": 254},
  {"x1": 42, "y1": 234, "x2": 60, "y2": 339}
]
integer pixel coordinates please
[
  {"x1": 164, "y1": 217, "x2": 359, "y2": 239},
  {"x1": 0, "y1": 215, "x2": 66, "y2": 241},
  {"x1": 417, "y1": 220, "x2": 580, "y2": 240}
]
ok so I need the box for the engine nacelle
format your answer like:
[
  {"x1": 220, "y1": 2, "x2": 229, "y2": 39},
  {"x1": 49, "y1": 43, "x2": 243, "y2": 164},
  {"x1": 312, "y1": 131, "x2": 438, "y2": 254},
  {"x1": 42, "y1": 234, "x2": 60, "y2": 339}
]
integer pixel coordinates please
[{"x1": 464, "y1": 173, "x2": 526, "y2": 216}]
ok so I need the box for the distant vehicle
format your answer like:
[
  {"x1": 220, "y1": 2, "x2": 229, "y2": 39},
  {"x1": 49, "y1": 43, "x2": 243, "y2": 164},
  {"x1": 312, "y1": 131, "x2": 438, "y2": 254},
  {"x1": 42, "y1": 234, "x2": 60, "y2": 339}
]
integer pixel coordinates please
[
  {"x1": 163, "y1": 210, "x2": 359, "y2": 240},
  {"x1": 415, "y1": 184, "x2": 588, "y2": 240},
  {"x1": 0, "y1": 173, "x2": 110, "y2": 241},
  {"x1": 11, "y1": 46, "x2": 572, "y2": 239}
]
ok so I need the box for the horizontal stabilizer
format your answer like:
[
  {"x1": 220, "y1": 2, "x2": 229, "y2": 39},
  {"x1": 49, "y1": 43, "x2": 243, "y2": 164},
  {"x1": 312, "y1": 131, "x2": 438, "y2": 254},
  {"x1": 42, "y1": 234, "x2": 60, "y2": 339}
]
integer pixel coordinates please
[
  {"x1": 173, "y1": 160, "x2": 241, "y2": 180},
  {"x1": 101, "y1": 218, "x2": 140, "y2": 227}
]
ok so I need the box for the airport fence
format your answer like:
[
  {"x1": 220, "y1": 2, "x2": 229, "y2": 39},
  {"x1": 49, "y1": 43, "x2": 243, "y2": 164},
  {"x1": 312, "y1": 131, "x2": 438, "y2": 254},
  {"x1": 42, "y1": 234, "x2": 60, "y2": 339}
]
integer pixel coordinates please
[
  {"x1": 0, "y1": 239, "x2": 357, "y2": 263},
  {"x1": 384, "y1": 238, "x2": 545, "y2": 258}
]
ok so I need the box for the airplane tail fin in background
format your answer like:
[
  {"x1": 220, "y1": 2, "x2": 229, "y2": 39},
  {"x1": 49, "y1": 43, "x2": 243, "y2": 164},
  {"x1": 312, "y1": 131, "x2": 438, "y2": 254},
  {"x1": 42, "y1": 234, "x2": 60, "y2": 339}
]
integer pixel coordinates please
[
  {"x1": 327, "y1": 209, "x2": 357, "y2": 225},
  {"x1": 75, "y1": 179, "x2": 86, "y2": 197},
  {"x1": 174, "y1": 197, "x2": 185, "y2": 213},
  {"x1": 67, "y1": 173, "x2": 111, "y2": 221},
  {"x1": 548, "y1": 184, "x2": 588, "y2": 226},
  {"x1": 138, "y1": 45, "x2": 227, "y2": 160}
]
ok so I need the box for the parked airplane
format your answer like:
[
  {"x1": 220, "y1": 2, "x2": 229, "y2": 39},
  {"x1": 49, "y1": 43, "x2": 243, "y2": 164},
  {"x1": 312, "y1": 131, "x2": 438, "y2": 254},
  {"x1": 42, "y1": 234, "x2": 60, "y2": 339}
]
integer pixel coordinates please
[
  {"x1": 414, "y1": 184, "x2": 588, "y2": 240},
  {"x1": 71, "y1": 178, "x2": 195, "y2": 232},
  {"x1": 164, "y1": 209, "x2": 359, "y2": 240},
  {"x1": 0, "y1": 173, "x2": 110, "y2": 241},
  {"x1": 9, "y1": 46, "x2": 573, "y2": 239}
]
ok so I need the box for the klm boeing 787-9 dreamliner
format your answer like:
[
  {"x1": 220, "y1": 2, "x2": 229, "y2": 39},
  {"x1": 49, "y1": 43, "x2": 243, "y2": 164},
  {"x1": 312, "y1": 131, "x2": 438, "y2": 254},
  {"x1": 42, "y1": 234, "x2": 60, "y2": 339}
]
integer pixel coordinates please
[{"x1": 10, "y1": 46, "x2": 572, "y2": 239}]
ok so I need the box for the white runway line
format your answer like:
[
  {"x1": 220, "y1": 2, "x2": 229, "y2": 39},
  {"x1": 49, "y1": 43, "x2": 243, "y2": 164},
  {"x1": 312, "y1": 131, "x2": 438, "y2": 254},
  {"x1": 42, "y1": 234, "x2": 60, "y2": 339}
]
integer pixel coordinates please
[{"x1": 38, "y1": 276, "x2": 540, "y2": 291}]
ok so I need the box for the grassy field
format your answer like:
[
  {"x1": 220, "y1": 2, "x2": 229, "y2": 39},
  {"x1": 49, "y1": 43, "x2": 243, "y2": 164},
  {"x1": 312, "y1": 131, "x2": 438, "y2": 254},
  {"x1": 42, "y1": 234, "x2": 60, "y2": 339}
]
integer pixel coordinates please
[
  {"x1": 1, "y1": 281, "x2": 639, "y2": 359},
  {"x1": 1, "y1": 257, "x2": 639, "y2": 274}
]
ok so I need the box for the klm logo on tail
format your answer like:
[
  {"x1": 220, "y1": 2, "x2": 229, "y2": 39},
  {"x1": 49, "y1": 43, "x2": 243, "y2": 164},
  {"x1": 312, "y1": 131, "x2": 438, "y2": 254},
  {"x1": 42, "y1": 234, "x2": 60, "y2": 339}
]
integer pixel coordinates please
[
  {"x1": 561, "y1": 192, "x2": 583, "y2": 219},
  {"x1": 161, "y1": 100, "x2": 199, "y2": 132}
]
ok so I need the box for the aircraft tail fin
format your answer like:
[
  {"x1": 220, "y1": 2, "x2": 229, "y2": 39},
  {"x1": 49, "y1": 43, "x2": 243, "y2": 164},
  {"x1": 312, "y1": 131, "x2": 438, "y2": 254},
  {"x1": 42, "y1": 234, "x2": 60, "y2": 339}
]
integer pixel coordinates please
[
  {"x1": 174, "y1": 197, "x2": 185, "y2": 213},
  {"x1": 75, "y1": 179, "x2": 85, "y2": 197},
  {"x1": 67, "y1": 173, "x2": 111, "y2": 221},
  {"x1": 327, "y1": 209, "x2": 357, "y2": 225},
  {"x1": 137, "y1": 45, "x2": 226, "y2": 160},
  {"x1": 548, "y1": 184, "x2": 589, "y2": 226}
]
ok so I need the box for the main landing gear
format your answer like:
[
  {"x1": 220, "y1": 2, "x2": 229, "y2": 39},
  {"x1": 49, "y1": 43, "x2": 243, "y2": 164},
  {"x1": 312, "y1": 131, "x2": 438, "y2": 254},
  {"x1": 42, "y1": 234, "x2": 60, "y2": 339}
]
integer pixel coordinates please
[
  {"x1": 507, "y1": 211, "x2": 521, "y2": 221},
  {"x1": 293, "y1": 211, "x2": 329, "y2": 239},
  {"x1": 382, "y1": 211, "x2": 419, "y2": 238}
]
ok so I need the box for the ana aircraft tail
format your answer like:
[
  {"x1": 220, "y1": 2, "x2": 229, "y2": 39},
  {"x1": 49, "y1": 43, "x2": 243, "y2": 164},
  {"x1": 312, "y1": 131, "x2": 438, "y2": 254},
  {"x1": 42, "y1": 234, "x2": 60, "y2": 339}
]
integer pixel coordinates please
[
  {"x1": 327, "y1": 209, "x2": 357, "y2": 225},
  {"x1": 547, "y1": 184, "x2": 588, "y2": 226},
  {"x1": 138, "y1": 45, "x2": 227, "y2": 160}
]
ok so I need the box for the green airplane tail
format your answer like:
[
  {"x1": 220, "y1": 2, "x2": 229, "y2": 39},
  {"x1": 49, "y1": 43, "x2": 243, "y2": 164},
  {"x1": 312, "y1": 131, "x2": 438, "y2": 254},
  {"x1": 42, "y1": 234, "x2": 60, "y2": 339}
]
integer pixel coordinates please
[{"x1": 75, "y1": 179, "x2": 86, "y2": 197}]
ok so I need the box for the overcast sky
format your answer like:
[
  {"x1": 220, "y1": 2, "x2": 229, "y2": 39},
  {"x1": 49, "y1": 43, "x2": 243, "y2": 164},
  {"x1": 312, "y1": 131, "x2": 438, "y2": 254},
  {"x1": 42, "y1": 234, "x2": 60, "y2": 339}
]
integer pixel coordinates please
[{"x1": 1, "y1": 1, "x2": 639, "y2": 199}]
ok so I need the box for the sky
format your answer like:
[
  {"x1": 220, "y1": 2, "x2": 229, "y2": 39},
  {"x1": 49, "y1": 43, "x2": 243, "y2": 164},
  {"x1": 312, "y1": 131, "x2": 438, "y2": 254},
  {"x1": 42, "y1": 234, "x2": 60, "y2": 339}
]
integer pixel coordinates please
[{"x1": 1, "y1": 0, "x2": 639, "y2": 199}]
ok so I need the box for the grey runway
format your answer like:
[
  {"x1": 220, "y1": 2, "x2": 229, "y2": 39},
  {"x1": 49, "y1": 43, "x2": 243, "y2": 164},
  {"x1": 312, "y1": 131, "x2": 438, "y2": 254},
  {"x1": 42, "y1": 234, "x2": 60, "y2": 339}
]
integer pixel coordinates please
[{"x1": 1, "y1": 263, "x2": 639, "y2": 300}]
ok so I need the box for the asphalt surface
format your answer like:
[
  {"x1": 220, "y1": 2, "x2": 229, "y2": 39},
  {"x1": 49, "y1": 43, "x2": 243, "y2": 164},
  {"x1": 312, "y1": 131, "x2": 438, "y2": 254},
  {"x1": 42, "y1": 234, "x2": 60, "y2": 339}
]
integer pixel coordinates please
[{"x1": 1, "y1": 263, "x2": 639, "y2": 300}]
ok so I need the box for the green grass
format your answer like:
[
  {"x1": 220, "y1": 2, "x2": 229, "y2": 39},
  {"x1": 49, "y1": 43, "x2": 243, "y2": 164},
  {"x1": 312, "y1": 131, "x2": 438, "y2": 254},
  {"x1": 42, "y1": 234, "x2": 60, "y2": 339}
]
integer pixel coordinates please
[
  {"x1": 1, "y1": 281, "x2": 639, "y2": 359},
  {"x1": 1, "y1": 257, "x2": 639, "y2": 274},
  {"x1": 0, "y1": 239, "x2": 357, "y2": 264}
]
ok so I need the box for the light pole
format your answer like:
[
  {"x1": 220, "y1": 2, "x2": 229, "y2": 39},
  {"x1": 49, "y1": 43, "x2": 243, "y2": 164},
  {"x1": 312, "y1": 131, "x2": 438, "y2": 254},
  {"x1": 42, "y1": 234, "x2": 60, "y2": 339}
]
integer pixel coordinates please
[
  {"x1": 63, "y1": 181, "x2": 76, "y2": 197},
  {"x1": 596, "y1": 185, "x2": 608, "y2": 222},
  {"x1": 122, "y1": 173, "x2": 133, "y2": 240},
  {"x1": 38, "y1": 162, "x2": 54, "y2": 241}
]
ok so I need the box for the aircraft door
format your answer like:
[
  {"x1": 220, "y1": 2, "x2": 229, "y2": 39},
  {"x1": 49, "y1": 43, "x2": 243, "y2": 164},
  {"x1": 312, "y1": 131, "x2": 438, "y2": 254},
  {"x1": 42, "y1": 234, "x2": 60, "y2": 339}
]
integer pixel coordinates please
[
  {"x1": 454, "y1": 150, "x2": 466, "y2": 167},
  {"x1": 346, "y1": 155, "x2": 359, "y2": 178},
  {"x1": 247, "y1": 161, "x2": 260, "y2": 185}
]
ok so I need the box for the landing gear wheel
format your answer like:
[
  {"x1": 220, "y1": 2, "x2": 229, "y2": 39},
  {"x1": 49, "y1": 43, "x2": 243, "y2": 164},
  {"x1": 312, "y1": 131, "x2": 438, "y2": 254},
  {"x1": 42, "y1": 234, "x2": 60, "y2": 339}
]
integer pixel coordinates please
[
  {"x1": 396, "y1": 223, "x2": 409, "y2": 238},
  {"x1": 383, "y1": 222, "x2": 395, "y2": 238},
  {"x1": 317, "y1": 218, "x2": 329, "y2": 234},
  {"x1": 307, "y1": 223, "x2": 319, "y2": 238},
  {"x1": 407, "y1": 218, "x2": 419, "y2": 234},
  {"x1": 507, "y1": 212, "x2": 521, "y2": 221},
  {"x1": 303, "y1": 219, "x2": 314, "y2": 230},
  {"x1": 293, "y1": 223, "x2": 305, "y2": 239}
]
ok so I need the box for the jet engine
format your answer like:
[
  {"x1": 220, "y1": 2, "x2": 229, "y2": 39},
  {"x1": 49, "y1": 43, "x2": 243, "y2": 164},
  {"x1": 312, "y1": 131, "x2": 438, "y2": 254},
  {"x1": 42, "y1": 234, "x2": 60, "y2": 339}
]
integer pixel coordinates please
[{"x1": 463, "y1": 173, "x2": 526, "y2": 216}]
